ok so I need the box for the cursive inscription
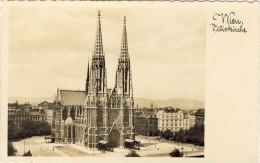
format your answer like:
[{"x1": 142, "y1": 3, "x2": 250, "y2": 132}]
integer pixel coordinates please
[{"x1": 210, "y1": 12, "x2": 247, "y2": 33}]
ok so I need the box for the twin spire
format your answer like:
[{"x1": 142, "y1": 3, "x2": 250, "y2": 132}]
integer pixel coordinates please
[
  {"x1": 86, "y1": 11, "x2": 130, "y2": 94},
  {"x1": 93, "y1": 11, "x2": 129, "y2": 58}
]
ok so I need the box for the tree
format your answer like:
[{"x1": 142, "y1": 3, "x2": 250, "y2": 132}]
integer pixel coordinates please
[
  {"x1": 148, "y1": 130, "x2": 153, "y2": 136},
  {"x1": 8, "y1": 122, "x2": 20, "y2": 140},
  {"x1": 153, "y1": 129, "x2": 160, "y2": 136},
  {"x1": 125, "y1": 150, "x2": 141, "y2": 157},
  {"x1": 161, "y1": 129, "x2": 173, "y2": 140},
  {"x1": 8, "y1": 142, "x2": 17, "y2": 156},
  {"x1": 23, "y1": 150, "x2": 32, "y2": 156},
  {"x1": 8, "y1": 119, "x2": 52, "y2": 141},
  {"x1": 169, "y1": 148, "x2": 183, "y2": 157},
  {"x1": 20, "y1": 120, "x2": 51, "y2": 136},
  {"x1": 173, "y1": 125, "x2": 204, "y2": 146}
]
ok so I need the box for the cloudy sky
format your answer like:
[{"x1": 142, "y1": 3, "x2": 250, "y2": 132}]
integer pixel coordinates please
[{"x1": 8, "y1": 3, "x2": 205, "y2": 101}]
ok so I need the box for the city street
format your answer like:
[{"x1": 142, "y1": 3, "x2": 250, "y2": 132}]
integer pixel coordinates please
[{"x1": 12, "y1": 135, "x2": 204, "y2": 157}]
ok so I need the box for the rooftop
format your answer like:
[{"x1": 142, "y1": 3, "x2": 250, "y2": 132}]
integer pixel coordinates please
[
  {"x1": 195, "y1": 109, "x2": 205, "y2": 115},
  {"x1": 58, "y1": 89, "x2": 87, "y2": 106}
]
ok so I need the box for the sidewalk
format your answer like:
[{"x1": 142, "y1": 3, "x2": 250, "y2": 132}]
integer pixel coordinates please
[{"x1": 42, "y1": 143, "x2": 70, "y2": 156}]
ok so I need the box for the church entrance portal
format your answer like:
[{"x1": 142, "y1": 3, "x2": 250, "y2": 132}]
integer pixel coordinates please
[{"x1": 109, "y1": 129, "x2": 120, "y2": 147}]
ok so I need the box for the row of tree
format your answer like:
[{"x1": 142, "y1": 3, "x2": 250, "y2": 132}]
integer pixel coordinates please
[
  {"x1": 160, "y1": 125, "x2": 204, "y2": 146},
  {"x1": 8, "y1": 142, "x2": 32, "y2": 156},
  {"x1": 8, "y1": 142, "x2": 17, "y2": 156},
  {"x1": 8, "y1": 119, "x2": 51, "y2": 141}
]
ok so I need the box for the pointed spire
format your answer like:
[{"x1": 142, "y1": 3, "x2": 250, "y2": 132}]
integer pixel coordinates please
[
  {"x1": 124, "y1": 16, "x2": 126, "y2": 25},
  {"x1": 120, "y1": 16, "x2": 129, "y2": 59},
  {"x1": 93, "y1": 10, "x2": 104, "y2": 56},
  {"x1": 87, "y1": 59, "x2": 90, "y2": 79},
  {"x1": 86, "y1": 59, "x2": 90, "y2": 94},
  {"x1": 98, "y1": 10, "x2": 101, "y2": 20}
]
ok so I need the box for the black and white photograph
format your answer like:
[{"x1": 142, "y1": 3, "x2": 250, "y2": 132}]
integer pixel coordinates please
[
  {"x1": 0, "y1": 1, "x2": 259, "y2": 163},
  {"x1": 1, "y1": 1, "x2": 259, "y2": 163},
  {"x1": 7, "y1": 3, "x2": 206, "y2": 158}
]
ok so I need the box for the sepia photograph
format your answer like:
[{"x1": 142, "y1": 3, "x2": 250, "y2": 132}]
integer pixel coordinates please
[{"x1": 6, "y1": 3, "x2": 205, "y2": 157}]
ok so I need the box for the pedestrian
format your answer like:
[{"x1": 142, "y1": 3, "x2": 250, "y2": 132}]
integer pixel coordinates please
[{"x1": 53, "y1": 148, "x2": 54, "y2": 151}]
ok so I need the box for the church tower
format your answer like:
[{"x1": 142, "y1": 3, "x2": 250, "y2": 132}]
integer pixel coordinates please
[
  {"x1": 53, "y1": 12, "x2": 135, "y2": 149},
  {"x1": 115, "y1": 16, "x2": 134, "y2": 107},
  {"x1": 107, "y1": 16, "x2": 135, "y2": 147},
  {"x1": 86, "y1": 11, "x2": 107, "y2": 97},
  {"x1": 86, "y1": 11, "x2": 108, "y2": 148}
]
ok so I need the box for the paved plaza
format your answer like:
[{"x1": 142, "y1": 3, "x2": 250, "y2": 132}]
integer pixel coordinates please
[{"x1": 12, "y1": 135, "x2": 204, "y2": 157}]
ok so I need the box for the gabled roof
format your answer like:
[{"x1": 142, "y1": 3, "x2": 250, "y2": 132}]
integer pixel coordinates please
[
  {"x1": 59, "y1": 90, "x2": 86, "y2": 106},
  {"x1": 65, "y1": 117, "x2": 74, "y2": 125}
]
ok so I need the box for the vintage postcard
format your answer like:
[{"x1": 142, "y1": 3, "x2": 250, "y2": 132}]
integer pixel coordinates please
[{"x1": 0, "y1": 1, "x2": 259, "y2": 163}]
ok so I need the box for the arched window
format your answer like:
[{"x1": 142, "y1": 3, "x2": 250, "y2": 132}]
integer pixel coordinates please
[
  {"x1": 70, "y1": 108, "x2": 76, "y2": 120},
  {"x1": 62, "y1": 108, "x2": 68, "y2": 121}
]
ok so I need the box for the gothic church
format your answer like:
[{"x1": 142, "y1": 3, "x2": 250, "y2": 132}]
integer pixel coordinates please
[{"x1": 52, "y1": 11, "x2": 135, "y2": 148}]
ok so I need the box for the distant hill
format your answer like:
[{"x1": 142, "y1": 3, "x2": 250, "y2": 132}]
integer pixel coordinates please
[
  {"x1": 134, "y1": 98, "x2": 204, "y2": 110},
  {"x1": 8, "y1": 96, "x2": 204, "y2": 110}
]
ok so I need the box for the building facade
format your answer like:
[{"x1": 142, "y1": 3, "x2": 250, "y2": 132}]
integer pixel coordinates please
[
  {"x1": 52, "y1": 12, "x2": 135, "y2": 148},
  {"x1": 156, "y1": 107, "x2": 190, "y2": 132},
  {"x1": 188, "y1": 111, "x2": 196, "y2": 128},
  {"x1": 135, "y1": 109, "x2": 158, "y2": 136},
  {"x1": 8, "y1": 108, "x2": 47, "y2": 126},
  {"x1": 38, "y1": 101, "x2": 54, "y2": 124}
]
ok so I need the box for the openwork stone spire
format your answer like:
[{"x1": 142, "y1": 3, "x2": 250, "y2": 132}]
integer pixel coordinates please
[
  {"x1": 93, "y1": 10, "x2": 104, "y2": 56},
  {"x1": 120, "y1": 16, "x2": 129, "y2": 59},
  {"x1": 114, "y1": 16, "x2": 133, "y2": 96},
  {"x1": 87, "y1": 11, "x2": 107, "y2": 97},
  {"x1": 85, "y1": 59, "x2": 90, "y2": 94}
]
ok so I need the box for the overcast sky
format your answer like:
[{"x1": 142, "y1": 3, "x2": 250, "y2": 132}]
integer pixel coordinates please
[{"x1": 8, "y1": 4, "x2": 205, "y2": 101}]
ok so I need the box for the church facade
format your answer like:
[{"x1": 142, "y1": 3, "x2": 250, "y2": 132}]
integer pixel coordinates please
[{"x1": 52, "y1": 11, "x2": 135, "y2": 148}]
